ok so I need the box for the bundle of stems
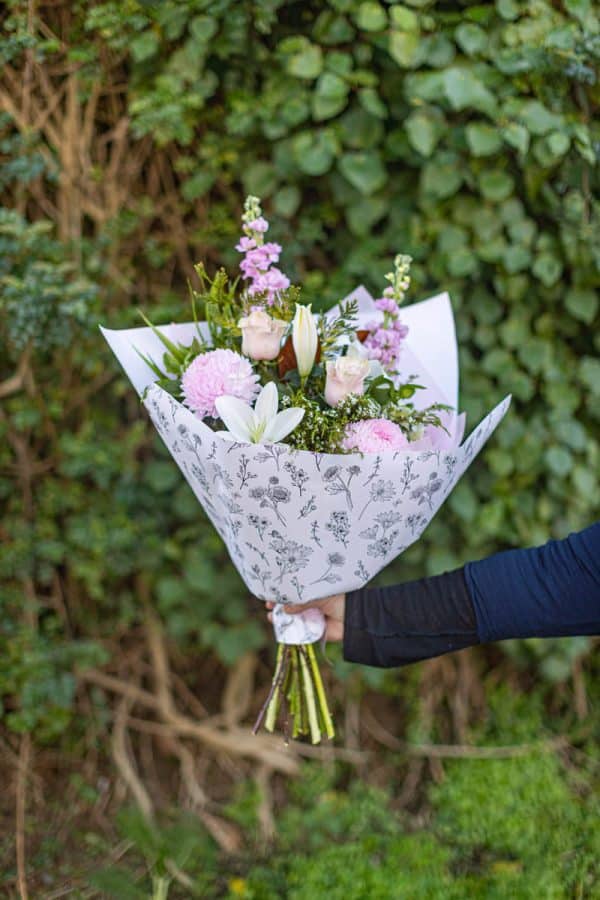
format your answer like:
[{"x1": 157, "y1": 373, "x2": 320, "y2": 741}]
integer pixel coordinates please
[{"x1": 253, "y1": 643, "x2": 335, "y2": 744}]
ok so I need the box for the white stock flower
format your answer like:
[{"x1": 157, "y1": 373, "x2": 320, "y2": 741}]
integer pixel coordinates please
[
  {"x1": 291, "y1": 303, "x2": 318, "y2": 378},
  {"x1": 215, "y1": 382, "x2": 304, "y2": 444}
]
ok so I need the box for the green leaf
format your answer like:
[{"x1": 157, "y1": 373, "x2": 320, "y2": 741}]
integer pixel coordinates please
[
  {"x1": 579, "y1": 357, "x2": 600, "y2": 394},
  {"x1": 519, "y1": 101, "x2": 563, "y2": 136},
  {"x1": 532, "y1": 253, "x2": 562, "y2": 287},
  {"x1": 389, "y1": 6, "x2": 419, "y2": 30},
  {"x1": 292, "y1": 129, "x2": 338, "y2": 175},
  {"x1": 546, "y1": 131, "x2": 570, "y2": 158},
  {"x1": 496, "y1": 0, "x2": 520, "y2": 20},
  {"x1": 405, "y1": 110, "x2": 440, "y2": 157},
  {"x1": 354, "y1": 1, "x2": 388, "y2": 31},
  {"x1": 503, "y1": 122, "x2": 530, "y2": 154},
  {"x1": 465, "y1": 123, "x2": 502, "y2": 156},
  {"x1": 273, "y1": 185, "x2": 301, "y2": 218},
  {"x1": 421, "y1": 155, "x2": 463, "y2": 199},
  {"x1": 312, "y1": 72, "x2": 349, "y2": 120},
  {"x1": 130, "y1": 31, "x2": 159, "y2": 62},
  {"x1": 478, "y1": 170, "x2": 515, "y2": 202},
  {"x1": 545, "y1": 446, "x2": 573, "y2": 477},
  {"x1": 358, "y1": 88, "x2": 387, "y2": 119},
  {"x1": 565, "y1": 287, "x2": 598, "y2": 324},
  {"x1": 338, "y1": 151, "x2": 387, "y2": 193},
  {"x1": 284, "y1": 40, "x2": 323, "y2": 79},
  {"x1": 242, "y1": 161, "x2": 278, "y2": 197},
  {"x1": 389, "y1": 30, "x2": 421, "y2": 68},
  {"x1": 455, "y1": 23, "x2": 488, "y2": 55},
  {"x1": 443, "y1": 67, "x2": 496, "y2": 115}
]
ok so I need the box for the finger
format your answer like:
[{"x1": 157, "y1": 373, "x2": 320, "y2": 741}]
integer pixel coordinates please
[
  {"x1": 267, "y1": 612, "x2": 273, "y2": 624},
  {"x1": 265, "y1": 601, "x2": 274, "y2": 610},
  {"x1": 281, "y1": 598, "x2": 329, "y2": 614}
]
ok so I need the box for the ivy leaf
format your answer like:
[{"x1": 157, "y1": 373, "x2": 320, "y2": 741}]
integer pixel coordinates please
[
  {"x1": 532, "y1": 253, "x2": 562, "y2": 287},
  {"x1": 282, "y1": 38, "x2": 323, "y2": 79},
  {"x1": 389, "y1": 30, "x2": 421, "y2": 68},
  {"x1": 292, "y1": 129, "x2": 338, "y2": 175},
  {"x1": 338, "y1": 152, "x2": 387, "y2": 193},
  {"x1": 565, "y1": 288, "x2": 598, "y2": 325},
  {"x1": 455, "y1": 23, "x2": 488, "y2": 56},
  {"x1": 466, "y1": 123, "x2": 502, "y2": 156},
  {"x1": 354, "y1": 2, "x2": 388, "y2": 31},
  {"x1": 312, "y1": 72, "x2": 349, "y2": 121},
  {"x1": 478, "y1": 170, "x2": 515, "y2": 202},
  {"x1": 443, "y1": 67, "x2": 497, "y2": 115},
  {"x1": 405, "y1": 110, "x2": 440, "y2": 157}
]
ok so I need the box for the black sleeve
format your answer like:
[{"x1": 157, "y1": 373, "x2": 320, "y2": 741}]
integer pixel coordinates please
[{"x1": 343, "y1": 567, "x2": 478, "y2": 668}]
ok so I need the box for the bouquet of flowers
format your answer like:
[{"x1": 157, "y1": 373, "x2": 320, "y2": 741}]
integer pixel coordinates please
[{"x1": 102, "y1": 196, "x2": 510, "y2": 744}]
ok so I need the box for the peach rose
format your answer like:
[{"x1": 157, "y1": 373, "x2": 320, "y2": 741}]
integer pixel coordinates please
[
  {"x1": 324, "y1": 355, "x2": 370, "y2": 407},
  {"x1": 238, "y1": 309, "x2": 288, "y2": 361}
]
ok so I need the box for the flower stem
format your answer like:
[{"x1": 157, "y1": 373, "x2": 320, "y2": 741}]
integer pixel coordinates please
[
  {"x1": 307, "y1": 642, "x2": 335, "y2": 740},
  {"x1": 299, "y1": 647, "x2": 321, "y2": 744}
]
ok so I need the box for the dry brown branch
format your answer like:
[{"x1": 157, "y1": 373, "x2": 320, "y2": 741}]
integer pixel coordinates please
[
  {"x1": 222, "y1": 652, "x2": 257, "y2": 727},
  {"x1": 111, "y1": 696, "x2": 154, "y2": 821},
  {"x1": 16, "y1": 734, "x2": 31, "y2": 900},
  {"x1": 254, "y1": 764, "x2": 275, "y2": 843},
  {"x1": 81, "y1": 668, "x2": 299, "y2": 775},
  {"x1": 362, "y1": 707, "x2": 568, "y2": 759}
]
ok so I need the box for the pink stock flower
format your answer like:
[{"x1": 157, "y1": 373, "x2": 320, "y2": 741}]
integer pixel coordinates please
[
  {"x1": 181, "y1": 349, "x2": 260, "y2": 419},
  {"x1": 341, "y1": 418, "x2": 409, "y2": 453},
  {"x1": 247, "y1": 216, "x2": 269, "y2": 233}
]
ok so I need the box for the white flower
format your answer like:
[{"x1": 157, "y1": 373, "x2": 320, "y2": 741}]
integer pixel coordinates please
[
  {"x1": 292, "y1": 303, "x2": 318, "y2": 379},
  {"x1": 215, "y1": 382, "x2": 304, "y2": 444},
  {"x1": 324, "y1": 354, "x2": 370, "y2": 407},
  {"x1": 238, "y1": 309, "x2": 288, "y2": 361}
]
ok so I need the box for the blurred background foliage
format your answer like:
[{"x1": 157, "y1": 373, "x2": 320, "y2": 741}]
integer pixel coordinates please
[{"x1": 0, "y1": 0, "x2": 598, "y2": 895}]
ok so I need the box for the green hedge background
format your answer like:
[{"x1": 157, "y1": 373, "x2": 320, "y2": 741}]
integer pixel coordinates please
[{"x1": 0, "y1": 0, "x2": 598, "y2": 895}]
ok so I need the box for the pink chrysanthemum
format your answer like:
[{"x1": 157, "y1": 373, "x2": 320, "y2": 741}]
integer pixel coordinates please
[
  {"x1": 181, "y1": 349, "x2": 260, "y2": 419},
  {"x1": 341, "y1": 418, "x2": 408, "y2": 454}
]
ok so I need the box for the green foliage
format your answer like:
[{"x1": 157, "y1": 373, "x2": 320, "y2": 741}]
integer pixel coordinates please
[{"x1": 0, "y1": 1, "x2": 598, "y2": 888}]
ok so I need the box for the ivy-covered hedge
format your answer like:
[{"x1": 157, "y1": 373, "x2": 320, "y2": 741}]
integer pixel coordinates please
[{"x1": 1, "y1": 0, "x2": 598, "y2": 744}]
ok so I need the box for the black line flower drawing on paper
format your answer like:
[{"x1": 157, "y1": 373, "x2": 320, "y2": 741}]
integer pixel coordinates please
[
  {"x1": 405, "y1": 513, "x2": 428, "y2": 536},
  {"x1": 283, "y1": 460, "x2": 309, "y2": 496},
  {"x1": 237, "y1": 454, "x2": 257, "y2": 490},
  {"x1": 359, "y1": 478, "x2": 396, "y2": 520},
  {"x1": 256, "y1": 444, "x2": 287, "y2": 470},
  {"x1": 360, "y1": 509, "x2": 402, "y2": 559},
  {"x1": 249, "y1": 476, "x2": 291, "y2": 525},
  {"x1": 310, "y1": 552, "x2": 346, "y2": 585},
  {"x1": 322, "y1": 464, "x2": 360, "y2": 510},
  {"x1": 354, "y1": 560, "x2": 370, "y2": 582},
  {"x1": 324, "y1": 510, "x2": 351, "y2": 547},
  {"x1": 248, "y1": 513, "x2": 271, "y2": 540},
  {"x1": 399, "y1": 458, "x2": 418, "y2": 494},
  {"x1": 268, "y1": 530, "x2": 313, "y2": 582},
  {"x1": 310, "y1": 520, "x2": 322, "y2": 547},
  {"x1": 444, "y1": 454, "x2": 458, "y2": 478},
  {"x1": 410, "y1": 471, "x2": 443, "y2": 510},
  {"x1": 298, "y1": 495, "x2": 317, "y2": 519},
  {"x1": 250, "y1": 563, "x2": 268, "y2": 591},
  {"x1": 362, "y1": 455, "x2": 382, "y2": 486},
  {"x1": 245, "y1": 541, "x2": 268, "y2": 566}
]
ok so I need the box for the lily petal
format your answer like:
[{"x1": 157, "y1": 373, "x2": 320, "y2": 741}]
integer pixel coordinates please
[
  {"x1": 254, "y1": 381, "x2": 278, "y2": 424},
  {"x1": 263, "y1": 407, "x2": 305, "y2": 443},
  {"x1": 214, "y1": 395, "x2": 255, "y2": 442}
]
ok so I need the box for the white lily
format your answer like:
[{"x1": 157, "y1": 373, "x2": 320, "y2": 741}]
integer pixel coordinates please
[
  {"x1": 292, "y1": 303, "x2": 318, "y2": 379},
  {"x1": 215, "y1": 382, "x2": 304, "y2": 444}
]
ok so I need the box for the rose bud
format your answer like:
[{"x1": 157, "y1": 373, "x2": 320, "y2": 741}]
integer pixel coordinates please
[
  {"x1": 324, "y1": 354, "x2": 370, "y2": 407},
  {"x1": 238, "y1": 309, "x2": 288, "y2": 361}
]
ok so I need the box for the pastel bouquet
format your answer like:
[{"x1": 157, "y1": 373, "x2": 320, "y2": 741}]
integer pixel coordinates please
[{"x1": 102, "y1": 196, "x2": 510, "y2": 743}]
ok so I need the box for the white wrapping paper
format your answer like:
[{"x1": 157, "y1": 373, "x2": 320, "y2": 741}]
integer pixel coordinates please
[{"x1": 101, "y1": 289, "x2": 510, "y2": 644}]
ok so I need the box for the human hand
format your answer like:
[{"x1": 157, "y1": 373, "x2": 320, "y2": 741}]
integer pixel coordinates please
[{"x1": 265, "y1": 594, "x2": 346, "y2": 642}]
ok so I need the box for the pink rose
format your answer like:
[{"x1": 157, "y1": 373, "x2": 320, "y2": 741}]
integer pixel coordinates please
[
  {"x1": 324, "y1": 355, "x2": 370, "y2": 407},
  {"x1": 238, "y1": 309, "x2": 288, "y2": 361}
]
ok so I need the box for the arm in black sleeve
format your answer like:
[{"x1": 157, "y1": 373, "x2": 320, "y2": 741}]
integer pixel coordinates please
[{"x1": 343, "y1": 521, "x2": 600, "y2": 668}]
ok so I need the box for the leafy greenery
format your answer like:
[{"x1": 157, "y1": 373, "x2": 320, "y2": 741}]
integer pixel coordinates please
[{"x1": 0, "y1": 0, "x2": 598, "y2": 893}]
